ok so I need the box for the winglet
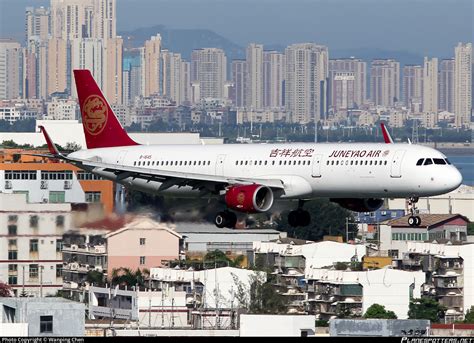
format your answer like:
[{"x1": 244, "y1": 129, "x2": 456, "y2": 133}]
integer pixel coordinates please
[
  {"x1": 39, "y1": 125, "x2": 61, "y2": 156},
  {"x1": 380, "y1": 123, "x2": 394, "y2": 144}
]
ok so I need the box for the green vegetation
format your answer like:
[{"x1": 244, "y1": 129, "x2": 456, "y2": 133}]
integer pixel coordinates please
[
  {"x1": 274, "y1": 198, "x2": 358, "y2": 241},
  {"x1": 86, "y1": 270, "x2": 106, "y2": 287},
  {"x1": 110, "y1": 267, "x2": 149, "y2": 288},
  {"x1": 463, "y1": 306, "x2": 474, "y2": 323},
  {"x1": 467, "y1": 223, "x2": 474, "y2": 236},
  {"x1": 408, "y1": 298, "x2": 446, "y2": 322},
  {"x1": 364, "y1": 303, "x2": 398, "y2": 319}
]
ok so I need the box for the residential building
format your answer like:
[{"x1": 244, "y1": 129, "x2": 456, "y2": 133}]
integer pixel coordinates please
[
  {"x1": 0, "y1": 298, "x2": 85, "y2": 336},
  {"x1": 246, "y1": 43, "x2": 264, "y2": 109},
  {"x1": 285, "y1": 43, "x2": 329, "y2": 124},
  {"x1": 47, "y1": 38, "x2": 68, "y2": 96},
  {"x1": 0, "y1": 39, "x2": 21, "y2": 100},
  {"x1": 439, "y1": 59, "x2": 455, "y2": 113},
  {"x1": 161, "y1": 50, "x2": 184, "y2": 105},
  {"x1": 263, "y1": 51, "x2": 285, "y2": 108},
  {"x1": 45, "y1": 98, "x2": 77, "y2": 120},
  {"x1": 423, "y1": 57, "x2": 438, "y2": 119},
  {"x1": 454, "y1": 42, "x2": 472, "y2": 127},
  {"x1": 88, "y1": 285, "x2": 138, "y2": 321},
  {"x1": 105, "y1": 216, "x2": 183, "y2": 275},
  {"x1": 236, "y1": 108, "x2": 289, "y2": 124},
  {"x1": 25, "y1": 7, "x2": 50, "y2": 42},
  {"x1": 331, "y1": 72, "x2": 355, "y2": 111},
  {"x1": 231, "y1": 59, "x2": 247, "y2": 107},
  {"x1": 402, "y1": 65, "x2": 423, "y2": 107},
  {"x1": 329, "y1": 58, "x2": 367, "y2": 109},
  {"x1": 370, "y1": 59, "x2": 400, "y2": 107},
  {"x1": 142, "y1": 34, "x2": 161, "y2": 97},
  {"x1": 191, "y1": 48, "x2": 227, "y2": 101}
]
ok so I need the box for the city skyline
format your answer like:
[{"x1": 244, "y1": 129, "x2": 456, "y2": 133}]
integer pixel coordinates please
[{"x1": 0, "y1": 0, "x2": 472, "y2": 57}]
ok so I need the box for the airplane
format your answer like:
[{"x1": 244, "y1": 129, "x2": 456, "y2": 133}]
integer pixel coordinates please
[{"x1": 37, "y1": 69, "x2": 463, "y2": 229}]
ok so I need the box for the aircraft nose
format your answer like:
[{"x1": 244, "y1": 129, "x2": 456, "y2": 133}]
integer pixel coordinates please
[{"x1": 447, "y1": 167, "x2": 463, "y2": 191}]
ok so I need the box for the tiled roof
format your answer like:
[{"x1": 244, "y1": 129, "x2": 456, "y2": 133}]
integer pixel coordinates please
[{"x1": 387, "y1": 213, "x2": 468, "y2": 228}]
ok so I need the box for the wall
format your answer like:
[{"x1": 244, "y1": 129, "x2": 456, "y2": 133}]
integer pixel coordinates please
[
  {"x1": 330, "y1": 319, "x2": 430, "y2": 337},
  {"x1": 240, "y1": 314, "x2": 316, "y2": 337}
]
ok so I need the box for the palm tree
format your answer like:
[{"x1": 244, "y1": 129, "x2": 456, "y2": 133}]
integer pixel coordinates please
[{"x1": 111, "y1": 267, "x2": 150, "y2": 287}]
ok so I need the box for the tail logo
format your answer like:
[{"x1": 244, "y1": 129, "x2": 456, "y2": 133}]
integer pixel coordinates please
[{"x1": 83, "y1": 95, "x2": 108, "y2": 136}]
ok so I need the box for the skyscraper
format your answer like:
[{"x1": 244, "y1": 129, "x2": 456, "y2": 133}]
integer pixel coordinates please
[
  {"x1": 402, "y1": 65, "x2": 423, "y2": 107},
  {"x1": 47, "y1": 38, "x2": 68, "y2": 96},
  {"x1": 161, "y1": 50, "x2": 183, "y2": 104},
  {"x1": 70, "y1": 38, "x2": 104, "y2": 98},
  {"x1": 191, "y1": 48, "x2": 227, "y2": 100},
  {"x1": 332, "y1": 72, "x2": 355, "y2": 111},
  {"x1": 0, "y1": 39, "x2": 21, "y2": 100},
  {"x1": 142, "y1": 34, "x2": 161, "y2": 97},
  {"x1": 25, "y1": 7, "x2": 50, "y2": 42},
  {"x1": 454, "y1": 42, "x2": 472, "y2": 127},
  {"x1": 263, "y1": 51, "x2": 285, "y2": 108},
  {"x1": 423, "y1": 57, "x2": 438, "y2": 115},
  {"x1": 439, "y1": 59, "x2": 455, "y2": 113},
  {"x1": 285, "y1": 43, "x2": 328, "y2": 124},
  {"x1": 370, "y1": 59, "x2": 400, "y2": 107},
  {"x1": 231, "y1": 59, "x2": 247, "y2": 107},
  {"x1": 329, "y1": 58, "x2": 366, "y2": 109},
  {"x1": 246, "y1": 43, "x2": 264, "y2": 109}
]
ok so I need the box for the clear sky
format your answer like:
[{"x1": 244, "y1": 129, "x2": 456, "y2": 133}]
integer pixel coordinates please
[{"x1": 1, "y1": 0, "x2": 472, "y2": 57}]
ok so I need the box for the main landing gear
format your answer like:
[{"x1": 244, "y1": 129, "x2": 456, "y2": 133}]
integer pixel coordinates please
[
  {"x1": 288, "y1": 200, "x2": 311, "y2": 227},
  {"x1": 407, "y1": 196, "x2": 421, "y2": 227},
  {"x1": 214, "y1": 210, "x2": 237, "y2": 229}
]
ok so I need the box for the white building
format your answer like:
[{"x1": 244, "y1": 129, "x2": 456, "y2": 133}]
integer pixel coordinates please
[
  {"x1": 246, "y1": 43, "x2": 264, "y2": 109},
  {"x1": 45, "y1": 98, "x2": 78, "y2": 120},
  {"x1": 0, "y1": 39, "x2": 21, "y2": 100},
  {"x1": 454, "y1": 42, "x2": 472, "y2": 128},
  {"x1": 263, "y1": 51, "x2": 285, "y2": 109},
  {"x1": 402, "y1": 65, "x2": 423, "y2": 107},
  {"x1": 370, "y1": 59, "x2": 400, "y2": 107},
  {"x1": 305, "y1": 267, "x2": 425, "y2": 319},
  {"x1": 423, "y1": 57, "x2": 438, "y2": 119},
  {"x1": 191, "y1": 48, "x2": 227, "y2": 101}
]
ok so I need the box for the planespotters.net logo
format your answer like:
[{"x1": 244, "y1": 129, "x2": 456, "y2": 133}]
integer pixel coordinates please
[{"x1": 82, "y1": 95, "x2": 108, "y2": 136}]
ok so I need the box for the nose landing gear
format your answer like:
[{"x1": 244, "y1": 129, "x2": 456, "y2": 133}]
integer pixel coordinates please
[
  {"x1": 407, "y1": 197, "x2": 421, "y2": 227},
  {"x1": 288, "y1": 200, "x2": 311, "y2": 227}
]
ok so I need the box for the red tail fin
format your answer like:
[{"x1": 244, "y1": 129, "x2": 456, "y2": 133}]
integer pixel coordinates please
[
  {"x1": 73, "y1": 69, "x2": 138, "y2": 149},
  {"x1": 380, "y1": 123, "x2": 394, "y2": 144}
]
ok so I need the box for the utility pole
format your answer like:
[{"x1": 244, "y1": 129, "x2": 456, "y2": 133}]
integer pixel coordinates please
[
  {"x1": 346, "y1": 217, "x2": 349, "y2": 242},
  {"x1": 39, "y1": 266, "x2": 43, "y2": 297}
]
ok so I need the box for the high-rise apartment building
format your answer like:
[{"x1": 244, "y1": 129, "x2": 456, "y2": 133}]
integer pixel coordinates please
[
  {"x1": 70, "y1": 38, "x2": 104, "y2": 98},
  {"x1": 402, "y1": 65, "x2": 423, "y2": 107},
  {"x1": 47, "y1": 38, "x2": 68, "y2": 96},
  {"x1": 231, "y1": 60, "x2": 247, "y2": 107},
  {"x1": 454, "y1": 42, "x2": 472, "y2": 127},
  {"x1": 161, "y1": 50, "x2": 185, "y2": 104},
  {"x1": 104, "y1": 37, "x2": 123, "y2": 104},
  {"x1": 25, "y1": 7, "x2": 50, "y2": 42},
  {"x1": 180, "y1": 60, "x2": 191, "y2": 105},
  {"x1": 246, "y1": 43, "x2": 264, "y2": 109},
  {"x1": 0, "y1": 39, "x2": 22, "y2": 100},
  {"x1": 423, "y1": 57, "x2": 438, "y2": 115},
  {"x1": 92, "y1": 0, "x2": 116, "y2": 40},
  {"x1": 439, "y1": 59, "x2": 455, "y2": 113},
  {"x1": 50, "y1": 0, "x2": 93, "y2": 40},
  {"x1": 331, "y1": 72, "x2": 355, "y2": 111},
  {"x1": 263, "y1": 51, "x2": 285, "y2": 108},
  {"x1": 329, "y1": 58, "x2": 366, "y2": 109},
  {"x1": 191, "y1": 48, "x2": 227, "y2": 100},
  {"x1": 142, "y1": 34, "x2": 161, "y2": 97},
  {"x1": 370, "y1": 59, "x2": 400, "y2": 107},
  {"x1": 285, "y1": 43, "x2": 328, "y2": 124}
]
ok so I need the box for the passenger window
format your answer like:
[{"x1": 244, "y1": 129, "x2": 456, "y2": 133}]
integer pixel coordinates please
[
  {"x1": 279, "y1": 161, "x2": 282, "y2": 165},
  {"x1": 350, "y1": 161, "x2": 354, "y2": 165},
  {"x1": 264, "y1": 161, "x2": 267, "y2": 165},
  {"x1": 133, "y1": 161, "x2": 136, "y2": 166},
  {"x1": 424, "y1": 159, "x2": 433, "y2": 166},
  {"x1": 272, "y1": 161, "x2": 275, "y2": 165},
  {"x1": 374, "y1": 161, "x2": 377, "y2": 165},
  {"x1": 293, "y1": 160, "x2": 297, "y2": 165},
  {"x1": 365, "y1": 161, "x2": 368, "y2": 165},
  {"x1": 245, "y1": 161, "x2": 248, "y2": 165},
  {"x1": 369, "y1": 161, "x2": 373, "y2": 165},
  {"x1": 331, "y1": 161, "x2": 334, "y2": 165},
  {"x1": 327, "y1": 161, "x2": 330, "y2": 165},
  {"x1": 384, "y1": 161, "x2": 388, "y2": 165},
  {"x1": 416, "y1": 159, "x2": 424, "y2": 166},
  {"x1": 433, "y1": 158, "x2": 446, "y2": 165},
  {"x1": 235, "y1": 161, "x2": 238, "y2": 165}
]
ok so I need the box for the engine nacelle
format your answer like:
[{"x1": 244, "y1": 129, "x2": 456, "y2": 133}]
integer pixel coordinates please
[
  {"x1": 225, "y1": 184, "x2": 274, "y2": 213},
  {"x1": 330, "y1": 198, "x2": 384, "y2": 212}
]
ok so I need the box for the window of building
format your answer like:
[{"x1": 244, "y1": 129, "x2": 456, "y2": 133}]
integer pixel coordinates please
[
  {"x1": 8, "y1": 215, "x2": 18, "y2": 223},
  {"x1": 30, "y1": 215, "x2": 39, "y2": 228},
  {"x1": 8, "y1": 276, "x2": 17, "y2": 285},
  {"x1": 56, "y1": 264, "x2": 63, "y2": 278},
  {"x1": 8, "y1": 264, "x2": 17, "y2": 273},
  {"x1": 56, "y1": 215, "x2": 65, "y2": 227},
  {"x1": 140, "y1": 256, "x2": 146, "y2": 265},
  {"x1": 56, "y1": 240, "x2": 63, "y2": 252},
  {"x1": 85, "y1": 191, "x2": 101, "y2": 203},
  {"x1": 29, "y1": 264, "x2": 39, "y2": 279},
  {"x1": 8, "y1": 239, "x2": 17, "y2": 247},
  {"x1": 41, "y1": 171, "x2": 73, "y2": 180},
  {"x1": 8, "y1": 225, "x2": 17, "y2": 236},
  {"x1": 77, "y1": 171, "x2": 102, "y2": 180},
  {"x1": 49, "y1": 191, "x2": 65, "y2": 203},
  {"x1": 40, "y1": 316, "x2": 53, "y2": 333},
  {"x1": 8, "y1": 250, "x2": 17, "y2": 260},
  {"x1": 30, "y1": 239, "x2": 39, "y2": 252},
  {"x1": 140, "y1": 238, "x2": 146, "y2": 246}
]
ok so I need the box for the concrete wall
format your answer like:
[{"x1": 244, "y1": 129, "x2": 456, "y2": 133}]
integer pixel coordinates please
[
  {"x1": 330, "y1": 319, "x2": 430, "y2": 337},
  {"x1": 239, "y1": 314, "x2": 316, "y2": 337}
]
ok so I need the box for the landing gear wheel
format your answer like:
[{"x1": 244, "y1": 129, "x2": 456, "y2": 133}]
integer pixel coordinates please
[
  {"x1": 225, "y1": 212, "x2": 237, "y2": 228},
  {"x1": 215, "y1": 212, "x2": 227, "y2": 228},
  {"x1": 414, "y1": 216, "x2": 421, "y2": 227},
  {"x1": 408, "y1": 216, "x2": 417, "y2": 227},
  {"x1": 407, "y1": 196, "x2": 421, "y2": 227},
  {"x1": 288, "y1": 209, "x2": 311, "y2": 227}
]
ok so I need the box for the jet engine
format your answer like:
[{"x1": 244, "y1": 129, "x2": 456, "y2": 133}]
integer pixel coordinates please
[
  {"x1": 330, "y1": 198, "x2": 384, "y2": 212},
  {"x1": 225, "y1": 184, "x2": 274, "y2": 213}
]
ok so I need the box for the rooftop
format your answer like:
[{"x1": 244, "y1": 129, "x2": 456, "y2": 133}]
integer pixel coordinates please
[{"x1": 386, "y1": 213, "x2": 468, "y2": 228}]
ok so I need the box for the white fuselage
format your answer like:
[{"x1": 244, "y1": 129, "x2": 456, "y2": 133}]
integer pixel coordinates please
[{"x1": 69, "y1": 142, "x2": 462, "y2": 200}]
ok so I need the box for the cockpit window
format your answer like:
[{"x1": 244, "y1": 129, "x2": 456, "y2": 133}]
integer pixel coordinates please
[
  {"x1": 416, "y1": 158, "x2": 424, "y2": 166},
  {"x1": 433, "y1": 158, "x2": 446, "y2": 165},
  {"x1": 445, "y1": 158, "x2": 452, "y2": 165},
  {"x1": 423, "y1": 158, "x2": 433, "y2": 165}
]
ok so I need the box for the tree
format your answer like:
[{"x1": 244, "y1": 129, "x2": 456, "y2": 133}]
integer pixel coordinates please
[
  {"x1": 274, "y1": 198, "x2": 358, "y2": 241},
  {"x1": 86, "y1": 270, "x2": 106, "y2": 287},
  {"x1": 0, "y1": 282, "x2": 12, "y2": 297},
  {"x1": 408, "y1": 298, "x2": 446, "y2": 322},
  {"x1": 111, "y1": 267, "x2": 150, "y2": 288},
  {"x1": 463, "y1": 306, "x2": 474, "y2": 323},
  {"x1": 468, "y1": 223, "x2": 474, "y2": 236},
  {"x1": 364, "y1": 303, "x2": 398, "y2": 319}
]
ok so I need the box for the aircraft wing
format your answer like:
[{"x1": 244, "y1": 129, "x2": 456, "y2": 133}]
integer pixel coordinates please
[{"x1": 69, "y1": 156, "x2": 285, "y2": 193}]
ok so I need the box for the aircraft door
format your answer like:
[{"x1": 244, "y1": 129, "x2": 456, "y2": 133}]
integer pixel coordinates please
[
  {"x1": 116, "y1": 150, "x2": 128, "y2": 166},
  {"x1": 311, "y1": 154, "x2": 323, "y2": 178},
  {"x1": 390, "y1": 150, "x2": 406, "y2": 178},
  {"x1": 215, "y1": 154, "x2": 226, "y2": 176}
]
